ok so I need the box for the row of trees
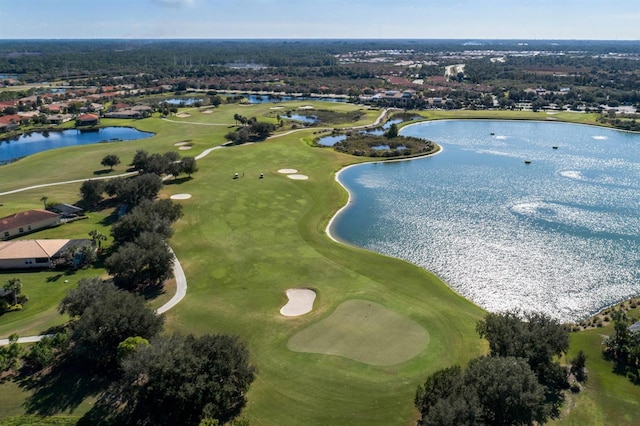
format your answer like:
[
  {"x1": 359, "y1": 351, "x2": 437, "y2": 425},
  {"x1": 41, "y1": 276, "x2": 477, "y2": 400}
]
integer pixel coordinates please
[{"x1": 415, "y1": 311, "x2": 584, "y2": 425}]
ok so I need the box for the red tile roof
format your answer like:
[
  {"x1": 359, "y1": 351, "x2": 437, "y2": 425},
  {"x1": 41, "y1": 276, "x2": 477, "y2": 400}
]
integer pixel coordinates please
[{"x1": 0, "y1": 209, "x2": 60, "y2": 232}]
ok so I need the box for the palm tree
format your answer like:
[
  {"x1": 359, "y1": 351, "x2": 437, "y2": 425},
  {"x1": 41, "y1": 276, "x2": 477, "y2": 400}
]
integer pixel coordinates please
[
  {"x1": 3, "y1": 277, "x2": 22, "y2": 306},
  {"x1": 88, "y1": 229, "x2": 107, "y2": 249},
  {"x1": 40, "y1": 196, "x2": 48, "y2": 209}
]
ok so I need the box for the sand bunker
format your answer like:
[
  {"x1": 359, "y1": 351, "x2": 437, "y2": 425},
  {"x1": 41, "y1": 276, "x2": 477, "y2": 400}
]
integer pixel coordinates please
[
  {"x1": 280, "y1": 288, "x2": 316, "y2": 317},
  {"x1": 170, "y1": 194, "x2": 192, "y2": 200},
  {"x1": 179, "y1": 146, "x2": 192, "y2": 150},
  {"x1": 174, "y1": 141, "x2": 190, "y2": 146},
  {"x1": 278, "y1": 168, "x2": 298, "y2": 174},
  {"x1": 176, "y1": 113, "x2": 191, "y2": 118},
  {"x1": 288, "y1": 174, "x2": 309, "y2": 180},
  {"x1": 299, "y1": 105, "x2": 314, "y2": 110},
  {"x1": 202, "y1": 109, "x2": 213, "y2": 114},
  {"x1": 270, "y1": 106, "x2": 285, "y2": 110}
]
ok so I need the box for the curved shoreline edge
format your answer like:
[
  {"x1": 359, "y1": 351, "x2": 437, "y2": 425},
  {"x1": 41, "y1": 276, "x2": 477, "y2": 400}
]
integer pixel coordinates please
[{"x1": 325, "y1": 142, "x2": 443, "y2": 245}]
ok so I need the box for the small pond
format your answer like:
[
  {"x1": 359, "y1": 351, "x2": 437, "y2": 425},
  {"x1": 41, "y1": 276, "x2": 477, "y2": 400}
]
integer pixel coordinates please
[
  {"x1": 163, "y1": 98, "x2": 202, "y2": 106},
  {"x1": 243, "y1": 94, "x2": 348, "y2": 104},
  {"x1": 317, "y1": 134, "x2": 347, "y2": 146},
  {"x1": 360, "y1": 118, "x2": 405, "y2": 136},
  {"x1": 280, "y1": 114, "x2": 319, "y2": 124},
  {"x1": 1, "y1": 127, "x2": 154, "y2": 164}
]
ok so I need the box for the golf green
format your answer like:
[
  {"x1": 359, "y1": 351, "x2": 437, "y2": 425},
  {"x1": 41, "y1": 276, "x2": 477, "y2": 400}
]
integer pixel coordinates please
[{"x1": 287, "y1": 299, "x2": 429, "y2": 366}]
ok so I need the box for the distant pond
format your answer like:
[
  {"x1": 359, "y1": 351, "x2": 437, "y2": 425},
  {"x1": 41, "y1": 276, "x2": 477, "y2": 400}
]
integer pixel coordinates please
[
  {"x1": 0, "y1": 127, "x2": 153, "y2": 164},
  {"x1": 242, "y1": 94, "x2": 348, "y2": 104}
]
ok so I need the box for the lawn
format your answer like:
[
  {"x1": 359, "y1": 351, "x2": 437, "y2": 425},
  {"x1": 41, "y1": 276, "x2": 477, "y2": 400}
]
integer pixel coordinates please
[{"x1": 1, "y1": 103, "x2": 638, "y2": 425}]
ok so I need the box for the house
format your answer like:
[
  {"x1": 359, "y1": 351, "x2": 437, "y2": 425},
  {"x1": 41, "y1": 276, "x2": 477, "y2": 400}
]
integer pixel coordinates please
[
  {"x1": 103, "y1": 109, "x2": 143, "y2": 119},
  {"x1": 0, "y1": 239, "x2": 91, "y2": 269},
  {"x1": 76, "y1": 113, "x2": 100, "y2": 126},
  {"x1": 0, "y1": 114, "x2": 24, "y2": 131},
  {"x1": 0, "y1": 209, "x2": 61, "y2": 240},
  {"x1": 45, "y1": 114, "x2": 73, "y2": 124}
]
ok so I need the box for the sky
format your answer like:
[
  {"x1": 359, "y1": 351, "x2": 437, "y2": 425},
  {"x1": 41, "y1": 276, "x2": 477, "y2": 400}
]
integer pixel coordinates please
[{"x1": 1, "y1": 0, "x2": 639, "y2": 40}]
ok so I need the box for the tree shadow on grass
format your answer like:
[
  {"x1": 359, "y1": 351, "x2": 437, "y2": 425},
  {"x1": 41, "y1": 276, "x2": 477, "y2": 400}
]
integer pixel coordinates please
[
  {"x1": 19, "y1": 357, "x2": 111, "y2": 416},
  {"x1": 163, "y1": 176, "x2": 193, "y2": 186},
  {"x1": 46, "y1": 274, "x2": 64, "y2": 283},
  {"x1": 92, "y1": 169, "x2": 112, "y2": 176},
  {"x1": 138, "y1": 283, "x2": 166, "y2": 301}
]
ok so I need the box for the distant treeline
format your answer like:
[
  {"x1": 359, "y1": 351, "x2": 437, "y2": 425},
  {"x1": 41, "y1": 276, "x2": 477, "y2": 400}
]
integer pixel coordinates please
[{"x1": 1, "y1": 39, "x2": 640, "y2": 83}]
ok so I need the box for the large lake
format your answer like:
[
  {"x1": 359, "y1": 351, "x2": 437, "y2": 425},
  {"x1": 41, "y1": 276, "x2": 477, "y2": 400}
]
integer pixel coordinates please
[
  {"x1": 0, "y1": 127, "x2": 153, "y2": 164},
  {"x1": 331, "y1": 120, "x2": 640, "y2": 322}
]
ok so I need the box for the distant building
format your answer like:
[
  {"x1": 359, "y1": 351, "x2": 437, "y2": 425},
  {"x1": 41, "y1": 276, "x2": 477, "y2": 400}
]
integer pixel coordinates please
[{"x1": 0, "y1": 209, "x2": 61, "y2": 240}]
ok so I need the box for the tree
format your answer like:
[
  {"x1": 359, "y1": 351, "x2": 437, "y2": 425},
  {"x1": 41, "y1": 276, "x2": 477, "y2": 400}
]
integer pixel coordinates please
[
  {"x1": 385, "y1": 122, "x2": 398, "y2": 138},
  {"x1": 79, "y1": 179, "x2": 105, "y2": 207},
  {"x1": 101, "y1": 154, "x2": 121, "y2": 170},
  {"x1": 416, "y1": 356, "x2": 547, "y2": 426},
  {"x1": 60, "y1": 277, "x2": 118, "y2": 317},
  {"x1": 110, "y1": 199, "x2": 181, "y2": 245},
  {"x1": 105, "y1": 232, "x2": 174, "y2": 291},
  {"x1": 604, "y1": 310, "x2": 640, "y2": 374},
  {"x1": 476, "y1": 311, "x2": 569, "y2": 385},
  {"x1": 88, "y1": 229, "x2": 107, "y2": 249},
  {"x1": 113, "y1": 174, "x2": 163, "y2": 206},
  {"x1": 109, "y1": 334, "x2": 256, "y2": 425},
  {"x1": 68, "y1": 285, "x2": 164, "y2": 368},
  {"x1": 110, "y1": 208, "x2": 172, "y2": 245},
  {"x1": 466, "y1": 356, "x2": 547, "y2": 426},
  {"x1": 181, "y1": 156, "x2": 198, "y2": 177},
  {"x1": 570, "y1": 350, "x2": 588, "y2": 383},
  {"x1": 116, "y1": 336, "x2": 150, "y2": 365},
  {"x1": 3, "y1": 277, "x2": 22, "y2": 306},
  {"x1": 476, "y1": 311, "x2": 569, "y2": 415},
  {"x1": 415, "y1": 365, "x2": 465, "y2": 424},
  {"x1": 0, "y1": 334, "x2": 23, "y2": 374},
  {"x1": 40, "y1": 195, "x2": 48, "y2": 209},
  {"x1": 24, "y1": 332, "x2": 69, "y2": 370},
  {"x1": 131, "y1": 149, "x2": 149, "y2": 171}
]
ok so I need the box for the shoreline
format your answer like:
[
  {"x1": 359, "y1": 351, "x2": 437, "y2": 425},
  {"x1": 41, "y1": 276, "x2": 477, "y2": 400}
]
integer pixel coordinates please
[
  {"x1": 324, "y1": 118, "x2": 640, "y2": 324},
  {"x1": 325, "y1": 143, "x2": 443, "y2": 246}
]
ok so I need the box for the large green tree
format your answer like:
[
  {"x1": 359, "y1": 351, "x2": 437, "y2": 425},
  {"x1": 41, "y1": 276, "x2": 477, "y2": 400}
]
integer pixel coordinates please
[
  {"x1": 108, "y1": 334, "x2": 256, "y2": 425},
  {"x1": 110, "y1": 199, "x2": 182, "y2": 245},
  {"x1": 105, "y1": 232, "x2": 174, "y2": 291},
  {"x1": 101, "y1": 154, "x2": 121, "y2": 170},
  {"x1": 67, "y1": 284, "x2": 163, "y2": 368},
  {"x1": 476, "y1": 311, "x2": 569, "y2": 416},
  {"x1": 416, "y1": 357, "x2": 547, "y2": 426},
  {"x1": 79, "y1": 179, "x2": 105, "y2": 207},
  {"x1": 59, "y1": 277, "x2": 117, "y2": 317}
]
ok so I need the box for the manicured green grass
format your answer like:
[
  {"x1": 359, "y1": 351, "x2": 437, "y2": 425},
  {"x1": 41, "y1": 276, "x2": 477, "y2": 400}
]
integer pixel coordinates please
[
  {"x1": 1, "y1": 104, "x2": 637, "y2": 425},
  {"x1": 287, "y1": 299, "x2": 429, "y2": 366},
  {"x1": 161, "y1": 129, "x2": 486, "y2": 425}
]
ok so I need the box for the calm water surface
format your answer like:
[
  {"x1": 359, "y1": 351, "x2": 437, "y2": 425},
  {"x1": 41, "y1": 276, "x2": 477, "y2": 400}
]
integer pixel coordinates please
[
  {"x1": 331, "y1": 120, "x2": 640, "y2": 321},
  {"x1": 1, "y1": 127, "x2": 153, "y2": 164}
]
